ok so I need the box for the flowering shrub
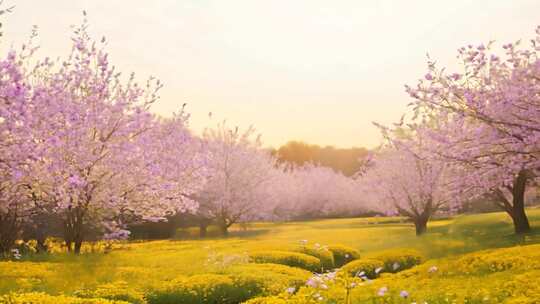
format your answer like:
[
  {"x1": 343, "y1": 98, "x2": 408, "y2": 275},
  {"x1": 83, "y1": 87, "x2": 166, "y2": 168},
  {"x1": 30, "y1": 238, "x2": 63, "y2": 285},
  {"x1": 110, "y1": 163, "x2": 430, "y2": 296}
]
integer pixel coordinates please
[
  {"x1": 454, "y1": 246, "x2": 540, "y2": 275},
  {"x1": 74, "y1": 281, "x2": 145, "y2": 304},
  {"x1": 243, "y1": 296, "x2": 290, "y2": 304},
  {"x1": 501, "y1": 270, "x2": 540, "y2": 303},
  {"x1": 367, "y1": 249, "x2": 423, "y2": 273},
  {"x1": 146, "y1": 263, "x2": 312, "y2": 304},
  {"x1": 296, "y1": 244, "x2": 335, "y2": 270},
  {"x1": 249, "y1": 251, "x2": 321, "y2": 272},
  {"x1": 146, "y1": 274, "x2": 251, "y2": 304},
  {"x1": 9, "y1": 238, "x2": 129, "y2": 256},
  {"x1": 350, "y1": 244, "x2": 540, "y2": 303},
  {"x1": 0, "y1": 292, "x2": 129, "y2": 304},
  {"x1": 225, "y1": 263, "x2": 312, "y2": 295},
  {"x1": 327, "y1": 244, "x2": 361, "y2": 267},
  {"x1": 341, "y1": 258, "x2": 384, "y2": 278},
  {"x1": 243, "y1": 270, "x2": 365, "y2": 304},
  {"x1": 258, "y1": 244, "x2": 540, "y2": 303}
]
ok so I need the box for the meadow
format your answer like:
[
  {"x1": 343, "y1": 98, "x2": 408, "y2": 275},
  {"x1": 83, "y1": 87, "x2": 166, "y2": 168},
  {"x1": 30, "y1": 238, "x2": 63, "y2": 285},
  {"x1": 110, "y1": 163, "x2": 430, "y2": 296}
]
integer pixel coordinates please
[
  {"x1": 1, "y1": 2, "x2": 540, "y2": 304},
  {"x1": 1, "y1": 209, "x2": 540, "y2": 304}
]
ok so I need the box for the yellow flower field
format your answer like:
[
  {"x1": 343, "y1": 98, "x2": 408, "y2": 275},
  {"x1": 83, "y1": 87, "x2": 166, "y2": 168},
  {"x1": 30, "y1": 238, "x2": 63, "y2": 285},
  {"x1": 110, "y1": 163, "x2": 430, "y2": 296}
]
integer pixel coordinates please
[{"x1": 1, "y1": 209, "x2": 540, "y2": 303}]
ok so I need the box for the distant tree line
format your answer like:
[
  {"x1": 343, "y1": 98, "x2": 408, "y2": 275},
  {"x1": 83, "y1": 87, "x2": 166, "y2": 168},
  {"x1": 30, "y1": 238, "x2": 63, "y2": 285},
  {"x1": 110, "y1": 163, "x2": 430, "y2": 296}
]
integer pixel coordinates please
[{"x1": 272, "y1": 141, "x2": 369, "y2": 176}]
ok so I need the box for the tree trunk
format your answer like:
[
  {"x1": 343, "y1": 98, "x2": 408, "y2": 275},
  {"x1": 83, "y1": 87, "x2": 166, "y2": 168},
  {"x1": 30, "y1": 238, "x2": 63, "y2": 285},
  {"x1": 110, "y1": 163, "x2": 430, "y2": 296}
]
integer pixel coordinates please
[
  {"x1": 63, "y1": 207, "x2": 85, "y2": 254},
  {"x1": 414, "y1": 216, "x2": 428, "y2": 236},
  {"x1": 0, "y1": 212, "x2": 20, "y2": 258},
  {"x1": 510, "y1": 207, "x2": 530, "y2": 234},
  {"x1": 72, "y1": 215, "x2": 84, "y2": 254},
  {"x1": 509, "y1": 170, "x2": 531, "y2": 234},
  {"x1": 74, "y1": 238, "x2": 83, "y2": 254},
  {"x1": 220, "y1": 223, "x2": 229, "y2": 237},
  {"x1": 199, "y1": 223, "x2": 208, "y2": 238},
  {"x1": 63, "y1": 211, "x2": 74, "y2": 252},
  {"x1": 65, "y1": 240, "x2": 73, "y2": 252}
]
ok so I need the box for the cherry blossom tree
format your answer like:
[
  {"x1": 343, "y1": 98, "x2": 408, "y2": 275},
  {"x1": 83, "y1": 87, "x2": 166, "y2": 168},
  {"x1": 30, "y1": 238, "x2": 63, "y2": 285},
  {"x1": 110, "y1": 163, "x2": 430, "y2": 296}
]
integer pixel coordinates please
[
  {"x1": 358, "y1": 139, "x2": 455, "y2": 235},
  {"x1": 193, "y1": 122, "x2": 277, "y2": 236},
  {"x1": 0, "y1": 29, "x2": 44, "y2": 256},
  {"x1": 272, "y1": 163, "x2": 367, "y2": 220},
  {"x1": 26, "y1": 25, "x2": 165, "y2": 252},
  {"x1": 404, "y1": 25, "x2": 540, "y2": 233},
  {"x1": 1, "y1": 18, "x2": 206, "y2": 253},
  {"x1": 93, "y1": 110, "x2": 208, "y2": 240}
]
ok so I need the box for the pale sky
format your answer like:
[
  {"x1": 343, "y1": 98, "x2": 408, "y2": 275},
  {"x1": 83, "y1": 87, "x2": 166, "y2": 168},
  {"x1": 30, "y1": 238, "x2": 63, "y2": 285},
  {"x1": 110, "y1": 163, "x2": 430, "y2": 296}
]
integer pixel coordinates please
[{"x1": 2, "y1": 1, "x2": 538, "y2": 148}]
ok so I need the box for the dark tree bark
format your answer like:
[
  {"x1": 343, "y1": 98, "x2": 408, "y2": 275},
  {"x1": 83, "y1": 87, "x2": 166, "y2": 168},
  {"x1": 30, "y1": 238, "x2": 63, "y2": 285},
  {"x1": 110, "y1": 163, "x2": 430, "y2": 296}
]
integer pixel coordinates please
[
  {"x1": 397, "y1": 202, "x2": 433, "y2": 237},
  {"x1": 509, "y1": 171, "x2": 530, "y2": 234},
  {"x1": 510, "y1": 206, "x2": 530, "y2": 234},
  {"x1": 199, "y1": 223, "x2": 208, "y2": 238},
  {"x1": 64, "y1": 219, "x2": 74, "y2": 252},
  {"x1": 219, "y1": 223, "x2": 229, "y2": 236},
  {"x1": 0, "y1": 211, "x2": 20, "y2": 258},
  {"x1": 74, "y1": 238, "x2": 83, "y2": 254},
  {"x1": 63, "y1": 206, "x2": 86, "y2": 254},
  {"x1": 72, "y1": 213, "x2": 84, "y2": 254},
  {"x1": 413, "y1": 215, "x2": 429, "y2": 236},
  {"x1": 493, "y1": 170, "x2": 531, "y2": 234},
  {"x1": 217, "y1": 216, "x2": 235, "y2": 237}
]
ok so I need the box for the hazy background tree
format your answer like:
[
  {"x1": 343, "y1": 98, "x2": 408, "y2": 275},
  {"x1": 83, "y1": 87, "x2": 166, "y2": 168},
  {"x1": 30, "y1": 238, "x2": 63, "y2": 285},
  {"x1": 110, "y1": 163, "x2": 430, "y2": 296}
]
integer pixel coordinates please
[{"x1": 273, "y1": 141, "x2": 369, "y2": 176}]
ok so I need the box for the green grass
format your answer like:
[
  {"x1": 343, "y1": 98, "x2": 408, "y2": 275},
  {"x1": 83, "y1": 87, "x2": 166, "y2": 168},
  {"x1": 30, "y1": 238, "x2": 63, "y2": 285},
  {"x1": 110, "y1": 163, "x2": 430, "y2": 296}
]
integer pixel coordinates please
[{"x1": 1, "y1": 209, "x2": 540, "y2": 298}]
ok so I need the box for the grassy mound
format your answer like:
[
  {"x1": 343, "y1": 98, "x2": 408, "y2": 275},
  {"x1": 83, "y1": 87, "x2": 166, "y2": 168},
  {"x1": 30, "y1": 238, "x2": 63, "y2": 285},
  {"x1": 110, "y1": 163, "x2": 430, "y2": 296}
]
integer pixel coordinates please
[
  {"x1": 249, "y1": 250, "x2": 321, "y2": 272},
  {"x1": 146, "y1": 264, "x2": 312, "y2": 304},
  {"x1": 74, "y1": 281, "x2": 145, "y2": 304},
  {"x1": 367, "y1": 248, "x2": 423, "y2": 273},
  {"x1": 146, "y1": 274, "x2": 251, "y2": 304},
  {"x1": 225, "y1": 263, "x2": 312, "y2": 295},
  {"x1": 327, "y1": 244, "x2": 361, "y2": 267},
  {"x1": 296, "y1": 246, "x2": 335, "y2": 270},
  {"x1": 248, "y1": 244, "x2": 540, "y2": 304},
  {"x1": 341, "y1": 258, "x2": 384, "y2": 278}
]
